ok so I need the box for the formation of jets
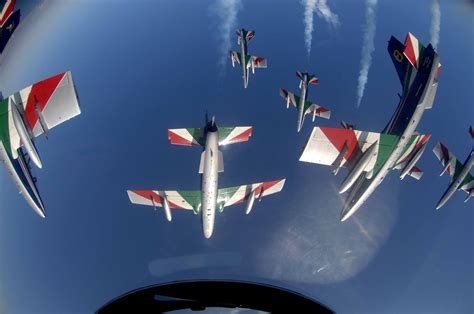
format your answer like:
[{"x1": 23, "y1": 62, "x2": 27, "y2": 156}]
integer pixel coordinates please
[{"x1": 0, "y1": 6, "x2": 470, "y2": 239}]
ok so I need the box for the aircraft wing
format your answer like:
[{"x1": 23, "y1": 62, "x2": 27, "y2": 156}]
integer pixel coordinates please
[
  {"x1": 217, "y1": 179, "x2": 285, "y2": 208},
  {"x1": 279, "y1": 89, "x2": 298, "y2": 108},
  {"x1": 432, "y1": 142, "x2": 462, "y2": 179},
  {"x1": 168, "y1": 128, "x2": 205, "y2": 147},
  {"x1": 460, "y1": 173, "x2": 474, "y2": 195},
  {"x1": 2, "y1": 72, "x2": 81, "y2": 157},
  {"x1": 127, "y1": 189, "x2": 201, "y2": 211},
  {"x1": 303, "y1": 101, "x2": 331, "y2": 120},
  {"x1": 247, "y1": 56, "x2": 267, "y2": 69},
  {"x1": 300, "y1": 127, "x2": 399, "y2": 174},
  {"x1": 392, "y1": 133, "x2": 431, "y2": 180},
  {"x1": 218, "y1": 127, "x2": 252, "y2": 145},
  {"x1": 229, "y1": 51, "x2": 241, "y2": 66}
]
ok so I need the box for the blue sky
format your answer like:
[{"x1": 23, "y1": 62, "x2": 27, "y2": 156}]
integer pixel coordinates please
[{"x1": 0, "y1": 0, "x2": 472, "y2": 313}]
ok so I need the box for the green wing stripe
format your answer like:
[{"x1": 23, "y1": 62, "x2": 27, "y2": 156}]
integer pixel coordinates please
[
  {"x1": 186, "y1": 128, "x2": 205, "y2": 146},
  {"x1": 0, "y1": 98, "x2": 12, "y2": 158},
  {"x1": 244, "y1": 54, "x2": 251, "y2": 66},
  {"x1": 373, "y1": 133, "x2": 399, "y2": 174},
  {"x1": 303, "y1": 100, "x2": 312, "y2": 111},
  {"x1": 177, "y1": 190, "x2": 202, "y2": 209},
  {"x1": 218, "y1": 128, "x2": 234, "y2": 144},
  {"x1": 217, "y1": 186, "x2": 241, "y2": 204}
]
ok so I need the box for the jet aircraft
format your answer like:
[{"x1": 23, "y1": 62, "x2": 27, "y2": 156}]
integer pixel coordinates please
[
  {"x1": 432, "y1": 126, "x2": 473, "y2": 209},
  {"x1": 299, "y1": 33, "x2": 441, "y2": 221},
  {"x1": 229, "y1": 28, "x2": 267, "y2": 88},
  {"x1": 0, "y1": 71, "x2": 81, "y2": 217},
  {"x1": 280, "y1": 71, "x2": 331, "y2": 132},
  {"x1": 127, "y1": 116, "x2": 285, "y2": 239},
  {"x1": 0, "y1": 0, "x2": 20, "y2": 53}
]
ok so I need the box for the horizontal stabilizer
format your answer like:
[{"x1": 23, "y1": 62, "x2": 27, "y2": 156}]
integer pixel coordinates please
[
  {"x1": 245, "y1": 30, "x2": 255, "y2": 42},
  {"x1": 218, "y1": 127, "x2": 252, "y2": 145},
  {"x1": 296, "y1": 71, "x2": 304, "y2": 81},
  {"x1": 168, "y1": 128, "x2": 205, "y2": 147},
  {"x1": 309, "y1": 77, "x2": 319, "y2": 85}
]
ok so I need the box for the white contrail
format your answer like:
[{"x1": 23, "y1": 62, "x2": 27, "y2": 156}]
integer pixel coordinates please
[
  {"x1": 430, "y1": 0, "x2": 440, "y2": 49},
  {"x1": 356, "y1": 0, "x2": 378, "y2": 108},
  {"x1": 212, "y1": 0, "x2": 242, "y2": 74},
  {"x1": 302, "y1": 0, "x2": 339, "y2": 56}
]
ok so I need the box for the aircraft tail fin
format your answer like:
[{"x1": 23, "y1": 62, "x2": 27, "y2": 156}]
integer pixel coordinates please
[
  {"x1": 387, "y1": 35, "x2": 412, "y2": 90},
  {"x1": 0, "y1": 9, "x2": 20, "y2": 53}
]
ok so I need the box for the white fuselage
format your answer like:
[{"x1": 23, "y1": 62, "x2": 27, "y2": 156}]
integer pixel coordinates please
[
  {"x1": 436, "y1": 150, "x2": 474, "y2": 209},
  {"x1": 341, "y1": 54, "x2": 440, "y2": 221},
  {"x1": 201, "y1": 130, "x2": 220, "y2": 238},
  {"x1": 297, "y1": 77, "x2": 308, "y2": 132},
  {"x1": 240, "y1": 35, "x2": 249, "y2": 88}
]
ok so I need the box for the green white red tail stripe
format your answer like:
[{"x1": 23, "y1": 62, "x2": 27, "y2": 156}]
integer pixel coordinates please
[
  {"x1": 0, "y1": 0, "x2": 14, "y2": 27},
  {"x1": 404, "y1": 32, "x2": 425, "y2": 69}
]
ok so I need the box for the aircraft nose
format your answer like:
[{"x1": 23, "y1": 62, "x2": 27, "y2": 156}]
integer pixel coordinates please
[{"x1": 204, "y1": 228, "x2": 213, "y2": 239}]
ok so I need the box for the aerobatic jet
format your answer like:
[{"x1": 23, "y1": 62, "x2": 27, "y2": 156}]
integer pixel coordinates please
[
  {"x1": 127, "y1": 116, "x2": 285, "y2": 239},
  {"x1": 229, "y1": 28, "x2": 267, "y2": 89},
  {"x1": 0, "y1": 0, "x2": 20, "y2": 53},
  {"x1": 0, "y1": 72, "x2": 81, "y2": 217},
  {"x1": 432, "y1": 126, "x2": 473, "y2": 209},
  {"x1": 279, "y1": 71, "x2": 331, "y2": 132},
  {"x1": 299, "y1": 33, "x2": 441, "y2": 221}
]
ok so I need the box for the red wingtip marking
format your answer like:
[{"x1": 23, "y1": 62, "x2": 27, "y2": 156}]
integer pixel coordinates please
[
  {"x1": 133, "y1": 190, "x2": 163, "y2": 205},
  {"x1": 168, "y1": 130, "x2": 193, "y2": 146},
  {"x1": 24, "y1": 72, "x2": 66, "y2": 130},
  {"x1": 228, "y1": 127, "x2": 252, "y2": 144},
  {"x1": 320, "y1": 127, "x2": 360, "y2": 161}
]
